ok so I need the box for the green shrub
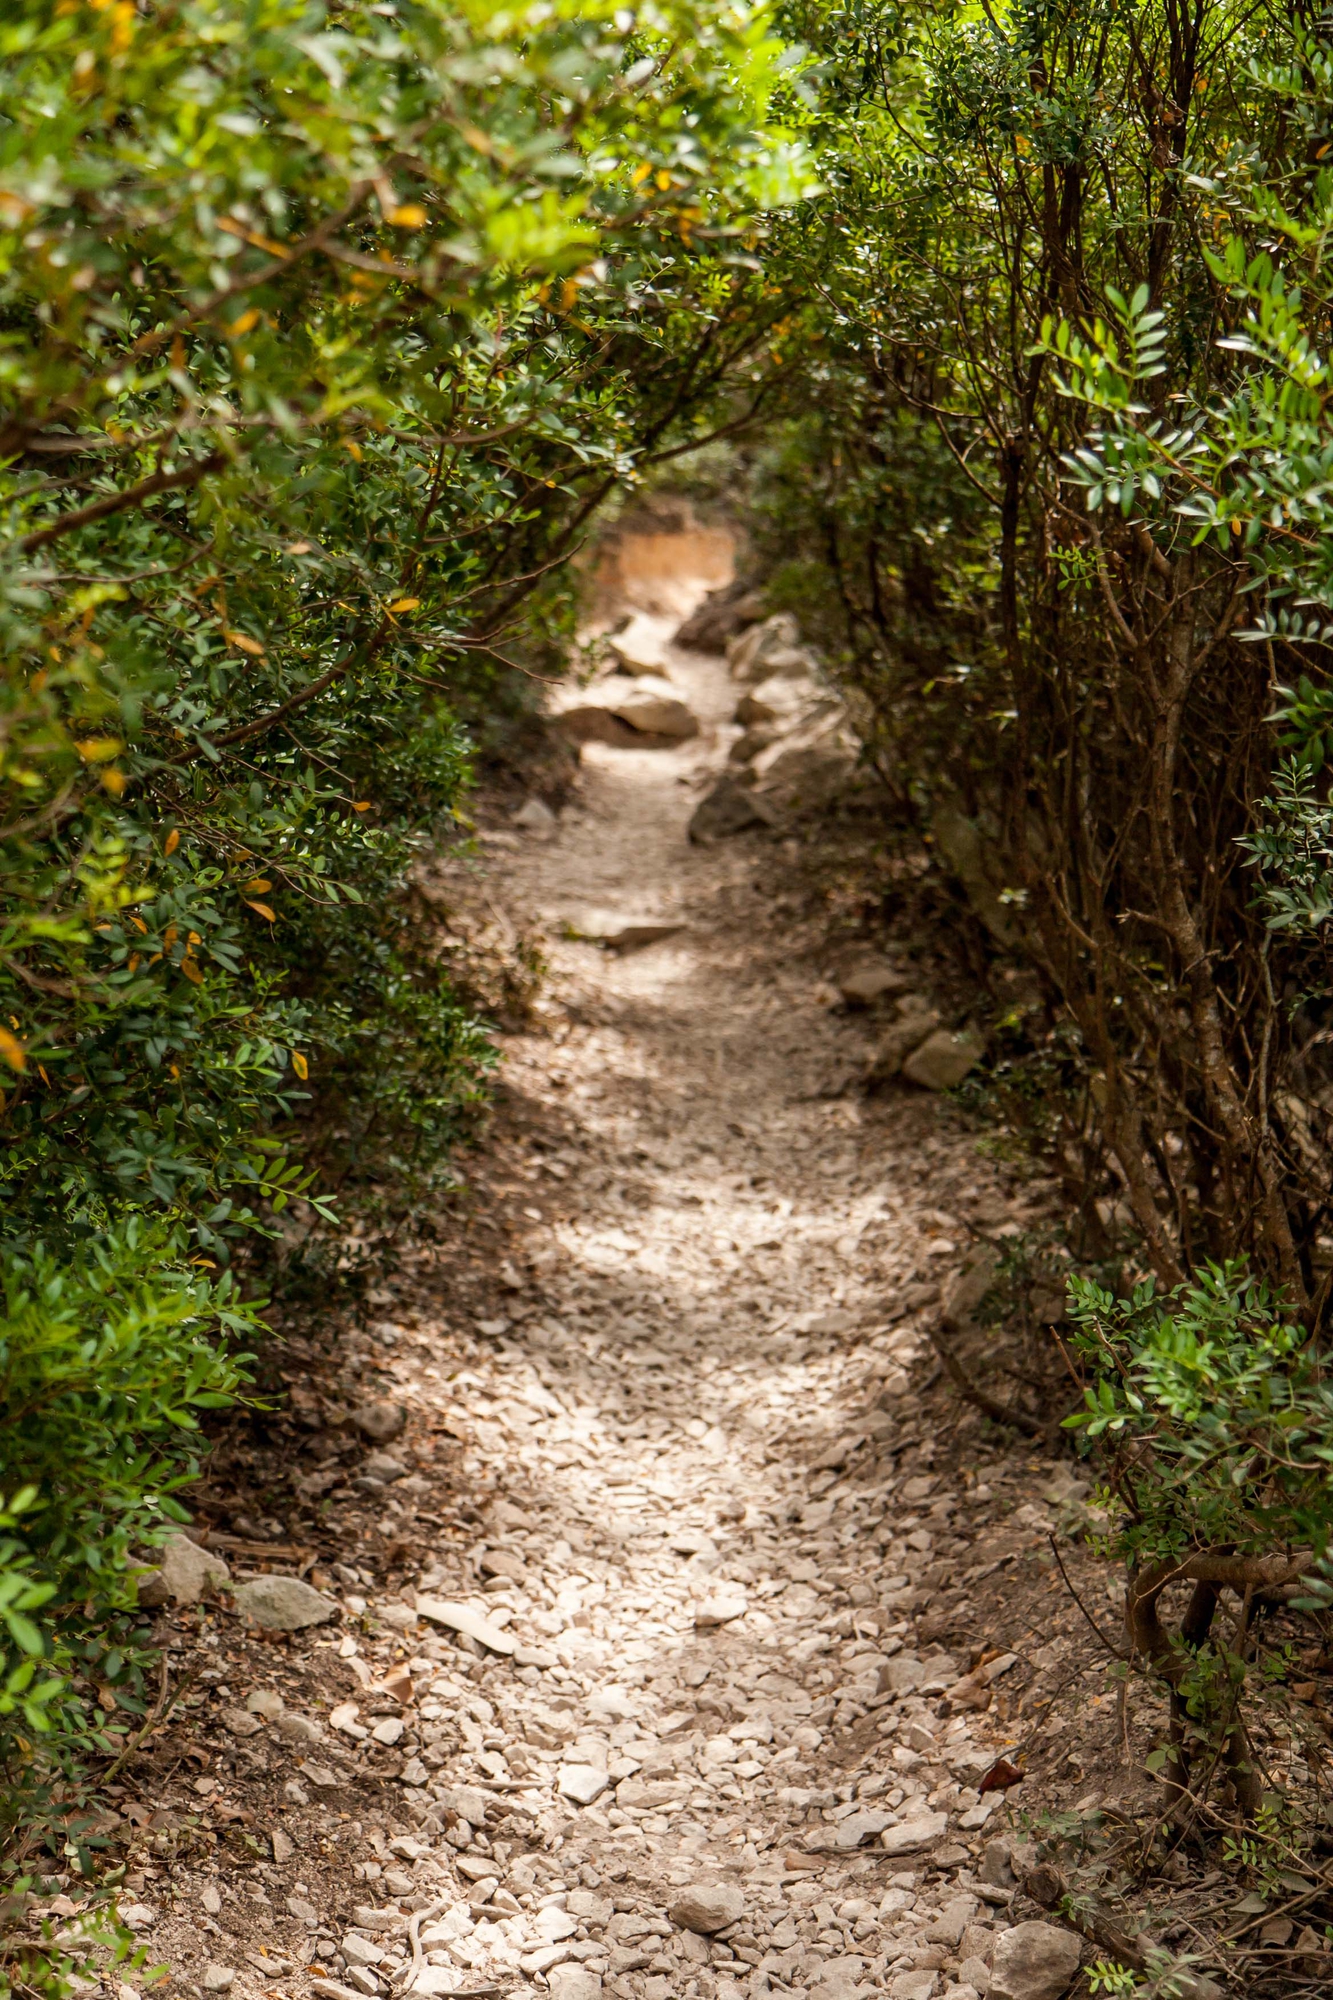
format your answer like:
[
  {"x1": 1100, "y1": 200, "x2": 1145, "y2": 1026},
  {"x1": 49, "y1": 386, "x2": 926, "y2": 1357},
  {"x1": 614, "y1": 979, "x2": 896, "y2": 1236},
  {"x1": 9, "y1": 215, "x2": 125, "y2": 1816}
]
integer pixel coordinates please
[
  {"x1": 0, "y1": 0, "x2": 812, "y2": 1262},
  {"x1": 0, "y1": 0, "x2": 814, "y2": 1857},
  {"x1": 1066, "y1": 1264, "x2": 1333, "y2": 1822},
  {"x1": 0, "y1": 1224, "x2": 254, "y2": 1809}
]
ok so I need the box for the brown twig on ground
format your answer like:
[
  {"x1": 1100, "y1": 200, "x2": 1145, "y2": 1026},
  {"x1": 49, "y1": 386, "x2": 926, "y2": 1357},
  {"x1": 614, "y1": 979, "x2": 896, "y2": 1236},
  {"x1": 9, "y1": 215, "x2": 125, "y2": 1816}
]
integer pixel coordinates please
[
  {"x1": 926, "y1": 1319, "x2": 1044, "y2": 1436},
  {"x1": 1047, "y1": 1532, "x2": 1130, "y2": 1659},
  {"x1": 99, "y1": 1654, "x2": 194, "y2": 1786}
]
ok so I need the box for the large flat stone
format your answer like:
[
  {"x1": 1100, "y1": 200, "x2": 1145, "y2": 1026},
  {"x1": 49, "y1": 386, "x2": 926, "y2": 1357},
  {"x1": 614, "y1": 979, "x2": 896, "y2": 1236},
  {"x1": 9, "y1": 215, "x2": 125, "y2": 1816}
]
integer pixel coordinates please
[
  {"x1": 568, "y1": 913, "x2": 686, "y2": 952},
  {"x1": 434, "y1": 1784, "x2": 492, "y2": 1826},
  {"x1": 988, "y1": 1921, "x2": 1082, "y2": 2000},
  {"x1": 688, "y1": 778, "x2": 780, "y2": 842},
  {"x1": 349, "y1": 1397, "x2": 407, "y2": 1441},
  {"x1": 406, "y1": 1972, "x2": 465, "y2": 1996},
  {"x1": 877, "y1": 1655, "x2": 923, "y2": 1693},
  {"x1": 834, "y1": 1809, "x2": 897, "y2": 1848},
  {"x1": 611, "y1": 676, "x2": 699, "y2": 738},
  {"x1": 232, "y1": 1577, "x2": 337, "y2": 1631},
  {"x1": 726, "y1": 612, "x2": 803, "y2": 680},
  {"x1": 838, "y1": 960, "x2": 910, "y2": 1007},
  {"x1": 901, "y1": 1028, "x2": 984, "y2": 1091},
  {"x1": 413, "y1": 1594, "x2": 517, "y2": 1654},
  {"x1": 556, "y1": 675, "x2": 699, "y2": 743},
  {"x1": 879, "y1": 1812, "x2": 948, "y2": 1856},
  {"x1": 547, "y1": 1970, "x2": 604, "y2": 2000},
  {"x1": 668, "y1": 1882, "x2": 745, "y2": 1934},
  {"x1": 558, "y1": 1763, "x2": 609, "y2": 1805},
  {"x1": 889, "y1": 1973, "x2": 938, "y2": 2000},
  {"x1": 138, "y1": 1532, "x2": 231, "y2": 1607}
]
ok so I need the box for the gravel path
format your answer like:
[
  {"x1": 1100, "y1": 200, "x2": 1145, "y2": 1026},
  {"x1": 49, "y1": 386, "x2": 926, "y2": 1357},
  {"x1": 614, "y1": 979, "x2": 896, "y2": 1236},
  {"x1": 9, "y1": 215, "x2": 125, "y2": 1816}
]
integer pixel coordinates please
[{"x1": 110, "y1": 617, "x2": 1093, "y2": 2000}]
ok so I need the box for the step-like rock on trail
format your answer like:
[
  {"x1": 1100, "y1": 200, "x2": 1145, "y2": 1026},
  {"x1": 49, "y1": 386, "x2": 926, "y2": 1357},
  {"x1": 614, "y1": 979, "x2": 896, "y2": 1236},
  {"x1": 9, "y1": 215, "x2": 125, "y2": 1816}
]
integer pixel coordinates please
[{"x1": 115, "y1": 612, "x2": 1094, "y2": 2000}]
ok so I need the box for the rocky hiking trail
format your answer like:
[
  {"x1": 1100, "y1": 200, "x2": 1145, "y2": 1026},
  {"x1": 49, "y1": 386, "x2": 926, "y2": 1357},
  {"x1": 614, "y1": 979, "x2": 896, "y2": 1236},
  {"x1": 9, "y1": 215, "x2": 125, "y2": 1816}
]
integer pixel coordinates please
[{"x1": 91, "y1": 583, "x2": 1199, "y2": 2000}]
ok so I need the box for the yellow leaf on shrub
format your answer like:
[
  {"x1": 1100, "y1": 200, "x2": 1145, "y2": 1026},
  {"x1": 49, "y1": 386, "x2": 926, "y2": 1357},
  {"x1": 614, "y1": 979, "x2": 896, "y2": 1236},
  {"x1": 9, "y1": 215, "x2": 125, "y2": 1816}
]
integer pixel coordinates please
[
  {"x1": 180, "y1": 957, "x2": 203, "y2": 984},
  {"x1": 223, "y1": 629, "x2": 266, "y2": 657},
  {"x1": 74, "y1": 737, "x2": 123, "y2": 762},
  {"x1": 292, "y1": 1052, "x2": 309, "y2": 1079},
  {"x1": 245, "y1": 900, "x2": 276, "y2": 922},
  {"x1": 352, "y1": 801, "x2": 371, "y2": 811},
  {"x1": 164, "y1": 827, "x2": 180, "y2": 855},
  {"x1": 0, "y1": 1028, "x2": 25, "y2": 1073},
  {"x1": 229, "y1": 308, "x2": 260, "y2": 336},
  {"x1": 100, "y1": 767, "x2": 126, "y2": 795},
  {"x1": 389, "y1": 597, "x2": 420, "y2": 613},
  {"x1": 388, "y1": 204, "x2": 426, "y2": 227},
  {"x1": 242, "y1": 877, "x2": 272, "y2": 893}
]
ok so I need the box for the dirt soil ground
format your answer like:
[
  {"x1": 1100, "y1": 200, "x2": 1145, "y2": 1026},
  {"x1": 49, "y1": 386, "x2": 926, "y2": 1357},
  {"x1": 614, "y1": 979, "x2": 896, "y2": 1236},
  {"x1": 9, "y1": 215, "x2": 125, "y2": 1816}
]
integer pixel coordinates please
[{"x1": 55, "y1": 585, "x2": 1270, "y2": 2000}]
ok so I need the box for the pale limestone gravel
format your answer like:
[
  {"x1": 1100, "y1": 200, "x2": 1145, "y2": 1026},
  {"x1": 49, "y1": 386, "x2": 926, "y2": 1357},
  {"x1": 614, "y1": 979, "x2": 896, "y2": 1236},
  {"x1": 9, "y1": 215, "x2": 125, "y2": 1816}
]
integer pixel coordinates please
[{"x1": 128, "y1": 599, "x2": 1043, "y2": 2000}]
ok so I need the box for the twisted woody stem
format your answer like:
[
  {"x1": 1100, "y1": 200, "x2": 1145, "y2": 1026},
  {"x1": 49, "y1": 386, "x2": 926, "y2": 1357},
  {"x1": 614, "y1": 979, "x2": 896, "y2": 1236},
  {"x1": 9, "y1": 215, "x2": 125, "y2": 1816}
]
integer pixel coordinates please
[{"x1": 1126, "y1": 1549, "x2": 1312, "y2": 1822}]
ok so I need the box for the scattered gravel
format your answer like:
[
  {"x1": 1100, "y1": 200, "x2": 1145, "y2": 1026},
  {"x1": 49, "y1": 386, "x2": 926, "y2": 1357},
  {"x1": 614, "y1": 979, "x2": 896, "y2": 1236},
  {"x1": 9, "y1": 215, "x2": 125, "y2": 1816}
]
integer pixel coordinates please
[{"x1": 69, "y1": 610, "x2": 1146, "y2": 2000}]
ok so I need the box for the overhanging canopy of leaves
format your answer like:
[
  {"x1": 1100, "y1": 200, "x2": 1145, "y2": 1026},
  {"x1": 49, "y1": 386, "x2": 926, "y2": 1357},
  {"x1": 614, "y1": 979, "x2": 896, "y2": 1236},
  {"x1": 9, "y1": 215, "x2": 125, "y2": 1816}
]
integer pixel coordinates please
[
  {"x1": 751, "y1": 0, "x2": 1333, "y2": 1299},
  {"x1": 0, "y1": 0, "x2": 815, "y2": 1785},
  {"x1": 0, "y1": 0, "x2": 814, "y2": 1249}
]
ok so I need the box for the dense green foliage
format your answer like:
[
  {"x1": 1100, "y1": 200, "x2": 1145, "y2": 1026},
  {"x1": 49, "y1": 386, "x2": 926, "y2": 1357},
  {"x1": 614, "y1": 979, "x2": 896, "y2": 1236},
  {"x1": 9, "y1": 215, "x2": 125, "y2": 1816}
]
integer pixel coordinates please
[
  {"x1": 751, "y1": 0, "x2": 1333, "y2": 1301},
  {"x1": 0, "y1": 0, "x2": 807, "y2": 1250},
  {"x1": 1065, "y1": 1266, "x2": 1333, "y2": 1817},
  {"x1": 0, "y1": 0, "x2": 811, "y2": 1821},
  {"x1": 0, "y1": 1226, "x2": 253, "y2": 1733},
  {"x1": 1067, "y1": 1265, "x2": 1333, "y2": 1570}
]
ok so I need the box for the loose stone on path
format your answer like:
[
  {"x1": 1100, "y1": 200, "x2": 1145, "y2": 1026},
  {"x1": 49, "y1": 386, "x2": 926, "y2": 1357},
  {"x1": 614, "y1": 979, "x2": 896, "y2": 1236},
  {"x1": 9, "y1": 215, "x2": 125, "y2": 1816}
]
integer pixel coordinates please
[{"x1": 129, "y1": 585, "x2": 1103, "y2": 2000}]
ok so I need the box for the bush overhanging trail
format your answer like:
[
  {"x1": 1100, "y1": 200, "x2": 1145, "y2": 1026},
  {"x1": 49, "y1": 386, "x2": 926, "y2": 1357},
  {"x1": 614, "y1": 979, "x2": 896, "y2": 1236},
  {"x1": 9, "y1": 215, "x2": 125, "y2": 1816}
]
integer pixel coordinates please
[{"x1": 0, "y1": 0, "x2": 812, "y2": 1839}]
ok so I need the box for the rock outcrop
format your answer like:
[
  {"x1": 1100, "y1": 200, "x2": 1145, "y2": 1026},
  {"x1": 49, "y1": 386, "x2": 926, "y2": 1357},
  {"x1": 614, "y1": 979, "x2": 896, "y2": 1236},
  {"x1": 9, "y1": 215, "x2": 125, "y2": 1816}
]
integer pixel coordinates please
[
  {"x1": 726, "y1": 611, "x2": 809, "y2": 682},
  {"x1": 689, "y1": 778, "x2": 781, "y2": 842},
  {"x1": 555, "y1": 674, "x2": 700, "y2": 745},
  {"x1": 674, "y1": 578, "x2": 766, "y2": 652},
  {"x1": 136, "y1": 1532, "x2": 231, "y2": 1607},
  {"x1": 718, "y1": 613, "x2": 865, "y2": 809}
]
